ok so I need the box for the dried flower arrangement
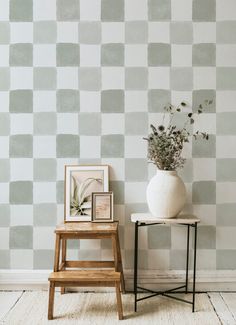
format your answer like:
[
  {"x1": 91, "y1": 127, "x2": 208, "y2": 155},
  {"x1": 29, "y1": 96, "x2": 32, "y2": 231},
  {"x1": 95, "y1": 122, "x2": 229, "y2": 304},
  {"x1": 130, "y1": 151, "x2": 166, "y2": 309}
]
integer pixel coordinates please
[{"x1": 144, "y1": 100, "x2": 212, "y2": 171}]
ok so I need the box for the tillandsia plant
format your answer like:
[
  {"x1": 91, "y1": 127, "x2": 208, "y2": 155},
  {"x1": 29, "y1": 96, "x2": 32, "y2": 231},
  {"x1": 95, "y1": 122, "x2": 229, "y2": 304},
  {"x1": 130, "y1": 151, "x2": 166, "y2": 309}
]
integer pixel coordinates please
[
  {"x1": 144, "y1": 100, "x2": 212, "y2": 171},
  {"x1": 70, "y1": 176, "x2": 102, "y2": 216}
]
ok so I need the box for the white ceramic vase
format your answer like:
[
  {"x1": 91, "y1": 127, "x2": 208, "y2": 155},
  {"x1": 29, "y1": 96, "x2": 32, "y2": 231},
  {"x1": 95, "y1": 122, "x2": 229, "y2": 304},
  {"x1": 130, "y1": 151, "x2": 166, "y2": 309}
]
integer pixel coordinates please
[{"x1": 146, "y1": 170, "x2": 186, "y2": 219}]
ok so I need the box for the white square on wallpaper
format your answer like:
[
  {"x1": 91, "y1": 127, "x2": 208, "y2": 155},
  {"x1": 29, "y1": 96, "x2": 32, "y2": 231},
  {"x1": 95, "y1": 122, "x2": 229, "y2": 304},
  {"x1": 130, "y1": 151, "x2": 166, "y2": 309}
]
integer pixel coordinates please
[
  {"x1": 0, "y1": 92, "x2": 9, "y2": 112},
  {"x1": 193, "y1": 113, "x2": 216, "y2": 134},
  {"x1": 34, "y1": 91, "x2": 56, "y2": 112},
  {"x1": 125, "y1": 0, "x2": 147, "y2": 20},
  {"x1": 125, "y1": 45, "x2": 147, "y2": 67},
  {"x1": 193, "y1": 205, "x2": 216, "y2": 225},
  {"x1": 193, "y1": 67, "x2": 216, "y2": 89},
  {"x1": 102, "y1": 23, "x2": 124, "y2": 43},
  {"x1": 148, "y1": 249, "x2": 170, "y2": 269},
  {"x1": 102, "y1": 67, "x2": 124, "y2": 90},
  {"x1": 125, "y1": 182, "x2": 147, "y2": 203},
  {"x1": 101, "y1": 158, "x2": 125, "y2": 181},
  {"x1": 171, "y1": 0, "x2": 192, "y2": 21},
  {"x1": 10, "y1": 68, "x2": 33, "y2": 89},
  {"x1": 216, "y1": 0, "x2": 236, "y2": 21},
  {"x1": 80, "y1": 136, "x2": 100, "y2": 158},
  {"x1": 57, "y1": 23, "x2": 78, "y2": 43},
  {"x1": 0, "y1": 0, "x2": 9, "y2": 20},
  {"x1": 216, "y1": 183, "x2": 236, "y2": 204},
  {"x1": 171, "y1": 91, "x2": 192, "y2": 108},
  {"x1": 102, "y1": 114, "x2": 124, "y2": 134},
  {"x1": 0, "y1": 228, "x2": 9, "y2": 249},
  {"x1": 57, "y1": 114, "x2": 78, "y2": 134},
  {"x1": 34, "y1": 182, "x2": 56, "y2": 203},
  {"x1": 0, "y1": 183, "x2": 9, "y2": 204},
  {"x1": 10, "y1": 250, "x2": 33, "y2": 269},
  {"x1": 10, "y1": 159, "x2": 33, "y2": 181},
  {"x1": 216, "y1": 91, "x2": 236, "y2": 112},
  {"x1": 10, "y1": 206, "x2": 33, "y2": 226},
  {"x1": 171, "y1": 45, "x2": 192, "y2": 67},
  {"x1": 33, "y1": 227, "x2": 55, "y2": 249},
  {"x1": 125, "y1": 91, "x2": 147, "y2": 112},
  {"x1": 0, "y1": 46, "x2": 9, "y2": 67},
  {"x1": 148, "y1": 67, "x2": 170, "y2": 89},
  {"x1": 216, "y1": 136, "x2": 236, "y2": 158},
  {"x1": 217, "y1": 45, "x2": 236, "y2": 67},
  {"x1": 148, "y1": 22, "x2": 170, "y2": 43},
  {"x1": 193, "y1": 23, "x2": 216, "y2": 44},
  {"x1": 57, "y1": 67, "x2": 78, "y2": 89},
  {"x1": 33, "y1": 45, "x2": 56, "y2": 67},
  {"x1": 33, "y1": 136, "x2": 56, "y2": 158},
  {"x1": 0, "y1": 137, "x2": 9, "y2": 158},
  {"x1": 10, "y1": 23, "x2": 33, "y2": 43},
  {"x1": 216, "y1": 227, "x2": 236, "y2": 249},
  {"x1": 33, "y1": 0, "x2": 56, "y2": 21},
  {"x1": 80, "y1": 0, "x2": 101, "y2": 21},
  {"x1": 11, "y1": 114, "x2": 33, "y2": 135},
  {"x1": 125, "y1": 136, "x2": 147, "y2": 158},
  {"x1": 148, "y1": 113, "x2": 167, "y2": 127},
  {"x1": 193, "y1": 158, "x2": 216, "y2": 181},
  {"x1": 80, "y1": 91, "x2": 101, "y2": 112},
  {"x1": 80, "y1": 45, "x2": 100, "y2": 67}
]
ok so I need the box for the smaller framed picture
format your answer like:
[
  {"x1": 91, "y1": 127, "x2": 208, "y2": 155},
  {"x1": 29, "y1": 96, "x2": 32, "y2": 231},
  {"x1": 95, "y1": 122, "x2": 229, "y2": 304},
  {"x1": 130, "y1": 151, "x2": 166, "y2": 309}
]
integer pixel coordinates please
[{"x1": 92, "y1": 192, "x2": 114, "y2": 223}]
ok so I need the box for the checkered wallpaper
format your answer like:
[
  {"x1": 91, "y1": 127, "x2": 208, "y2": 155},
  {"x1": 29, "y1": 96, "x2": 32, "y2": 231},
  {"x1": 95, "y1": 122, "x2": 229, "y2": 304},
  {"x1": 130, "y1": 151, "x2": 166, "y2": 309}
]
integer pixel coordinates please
[{"x1": 0, "y1": 0, "x2": 236, "y2": 271}]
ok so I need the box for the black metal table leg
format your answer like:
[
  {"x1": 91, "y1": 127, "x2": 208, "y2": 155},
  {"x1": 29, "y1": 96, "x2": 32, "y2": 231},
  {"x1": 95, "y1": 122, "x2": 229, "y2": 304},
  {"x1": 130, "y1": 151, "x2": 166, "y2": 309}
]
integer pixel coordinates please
[
  {"x1": 134, "y1": 221, "x2": 139, "y2": 312},
  {"x1": 192, "y1": 222, "x2": 198, "y2": 312},
  {"x1": 185, "y1": 225, "x2": 190, "y2": 293}
]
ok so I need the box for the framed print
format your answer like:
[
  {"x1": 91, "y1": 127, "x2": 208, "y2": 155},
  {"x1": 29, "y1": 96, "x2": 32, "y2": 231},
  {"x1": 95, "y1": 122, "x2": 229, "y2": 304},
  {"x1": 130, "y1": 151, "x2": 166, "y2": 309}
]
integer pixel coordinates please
[
  {"x1": 64, "y1": 165, "x2": 109, "y2": 222},
  {"x1": 92, "y1": 192, "x2": 114, "y2": 223}
]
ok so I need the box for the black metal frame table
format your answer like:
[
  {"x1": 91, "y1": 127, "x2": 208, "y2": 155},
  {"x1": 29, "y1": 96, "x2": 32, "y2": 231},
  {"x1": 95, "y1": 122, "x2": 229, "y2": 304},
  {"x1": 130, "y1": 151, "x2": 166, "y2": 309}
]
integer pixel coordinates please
[{"x1": 132, "y1": 213, "x2": 200, "y2": 313}]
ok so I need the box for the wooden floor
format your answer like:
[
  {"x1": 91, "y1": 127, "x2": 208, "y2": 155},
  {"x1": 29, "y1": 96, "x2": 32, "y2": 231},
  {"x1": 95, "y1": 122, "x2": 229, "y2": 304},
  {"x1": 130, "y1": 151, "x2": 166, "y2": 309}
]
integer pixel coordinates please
[{"x1": 1, "y1": 291, "x2": 236, "y2": 324}]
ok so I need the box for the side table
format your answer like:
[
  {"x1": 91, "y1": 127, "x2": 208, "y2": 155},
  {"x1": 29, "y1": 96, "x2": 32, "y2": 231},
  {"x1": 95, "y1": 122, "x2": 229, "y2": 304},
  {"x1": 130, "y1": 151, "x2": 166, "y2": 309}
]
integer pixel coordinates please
[{"x1": 131, "y1": 213, "x2": 200, "y2": 313}]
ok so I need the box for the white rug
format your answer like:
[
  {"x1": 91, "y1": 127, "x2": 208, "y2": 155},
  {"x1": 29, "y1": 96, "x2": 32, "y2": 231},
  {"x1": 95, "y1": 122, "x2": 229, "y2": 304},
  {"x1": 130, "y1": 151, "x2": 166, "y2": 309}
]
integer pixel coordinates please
[{"x1": 3, "y1": 291, "x2": 220, "y2": 325}]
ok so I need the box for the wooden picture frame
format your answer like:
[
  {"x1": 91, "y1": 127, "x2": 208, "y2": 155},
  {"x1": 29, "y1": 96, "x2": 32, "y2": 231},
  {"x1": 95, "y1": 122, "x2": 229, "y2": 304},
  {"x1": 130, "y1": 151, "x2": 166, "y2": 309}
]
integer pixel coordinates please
[
  {"x1": 92, "y1": 192, "x2": 114, "y2": 223},
  {"x1": 64, "y1": 165, "x2": 109, "y2": 222}
]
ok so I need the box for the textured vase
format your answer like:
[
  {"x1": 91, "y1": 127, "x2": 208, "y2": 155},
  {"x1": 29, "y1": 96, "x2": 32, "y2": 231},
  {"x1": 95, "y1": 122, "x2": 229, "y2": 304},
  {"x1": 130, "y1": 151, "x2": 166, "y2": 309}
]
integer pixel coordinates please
[{"x1": 146, "y1": 170, "x2": 186, "y2": 219}]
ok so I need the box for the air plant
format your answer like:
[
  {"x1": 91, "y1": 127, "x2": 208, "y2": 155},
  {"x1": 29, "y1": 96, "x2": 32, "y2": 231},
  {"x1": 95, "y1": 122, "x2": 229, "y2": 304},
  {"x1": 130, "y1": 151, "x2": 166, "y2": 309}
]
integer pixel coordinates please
[{"x1": 70, "y1": 177, "x2": 102, "y2": 216}]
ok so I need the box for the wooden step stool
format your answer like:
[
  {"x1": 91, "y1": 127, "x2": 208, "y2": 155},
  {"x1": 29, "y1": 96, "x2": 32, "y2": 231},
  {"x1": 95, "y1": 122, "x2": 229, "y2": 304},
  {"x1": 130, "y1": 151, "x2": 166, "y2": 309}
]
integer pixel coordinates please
[{"x1": 48, "y1": 222, "x2": 125, "y2": 320}]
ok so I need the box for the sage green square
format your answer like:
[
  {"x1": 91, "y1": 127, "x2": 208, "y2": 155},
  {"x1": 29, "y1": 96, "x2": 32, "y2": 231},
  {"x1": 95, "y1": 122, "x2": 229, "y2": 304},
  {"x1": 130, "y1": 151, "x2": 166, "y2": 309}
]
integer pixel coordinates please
[
  {"x1": 125, "y1": 159, "x2": 147, "y2": 181},
  {"x1": 79, "y1": 68, "x2": 101, "y2": 91},
  {"x1": 34, "y1": 204, "x2": 57, "y2": 226},
  {"x1": 10, "y1": 0, "x2": 33, "y2": 22},
  {"x1": 101, "y1": 90, "x2": 124, "y2": 113},
  {"x1": 193, "y1": 90, "x2": 216, "y2": 113},
  {"x1": 57, "y1": 0, "x2": 80, "y2": 21},
  {"x1": 34, "y1": 68, "x2": 56, "y2": 90},
  {"x1": 216, "y1": 250, "x2": 236, "y2": 270},
  {"x1": 10, "y1": 226, "x2": 33, "y2": 249},
  {"x1": 125, "y1": 68, "x2": 148, "y2": 90},
  {"x1": 217, "y1": 68, "x2": 236, "y2": 90},
  {"x1": 10, "y1": 44, "x2": 33, "y2": 66},
  {"x1": 10, "y1": 181, "x2": 33, "y2": 204},
  {"x1": 217, "y1": 113, "x2": 236, "y2": 135},
  {"x1": 125, "y1": 203, "x2": 148, "y2": 225},
  {"x1": 216, "y1": 204, "x2": 236, "y2": 226},
  {"x1": 125, "y1": 113, "x2": 148, "y2": 135},
  {"x1": 79, "y1": 22, "x2": 101, "y2": 44},
  {"x1": 101, "y1": 0, "x2": 124, "y2": 22},
  {"x1": 216, "y1": 159, "x2": 236, "y2": 181},
  {"x1": 57, "y1": 90, "x2": 80, "y2": 113},
  {"x1": 34, "y1": 159, "x2": 56, "y2": 181},
  {"x1": 101, "y1": 135, "x2": 124, "y2": 158},
  {"x1": 0, "y1": 22, "x2": 10, "y2": 44},
  {"x1": 0, "y1": 205, "x2": 10, "y2": 227},
  {"x1": 148, "y1": 226, "x2": 171, "y2": 249},
  {"x1": 0, "y1": 159, "x2": 10, "y2": 182},
  {"x1": 125, "y1": 22, "x2": 148, "y2": 44},
  {"x1": 34, "y1": 22, "x2": 57, "y2": 44},
  {"x1": 217, "y1": 22, "x2": 236, "y2": 44},
  {"x1": 197, "y1": 226, "x2": 216, "y2": 249},
  {"x1": 79, "y1": 113, "x2": 101, "y2": 135},
  {"x1": 56, "y1": 134, "x2": 80, "y2": 158},
  {"x1": 192, "y1": 135, "x2": 216, "y2": 158},
  {"x1": 170, "y1": 250, "x2": 192, "y2": 269},
  {"x1": 10, "y1": 135, "x2": 33, "y2": 158},
  {"x1": 193, "y1": 0, "x2": 216, "y2": 22},
  {"x1": 10, "y1": 90, "x2": 33, "y2": 113},
  {"x1": 170, "y1": 22, "x2": 193, "y2": 44},
  {"x1": 33, "y1": 250, "x2": 54, "y2": 269},
  {"x1": 148, "y1": 90, "x2": 171, "y2": 112},
  {"x1": 125, "y1": 250, "x2": 147, "y2": 269},
  {"x1": 110, "y1": 181, "x2": 124, "y2": 204},
  {"x1": 148, "y1": 0, "x2": 171, "y2": 21},
  {"x1": 0, "y1": 68, "x2": 9, "y2": 90},
  {"x1": 57, "y1": 43, "x2": 80, "y2": 66},
  {"x1": 193, "y1": 44, "x2": 216, "y2": 66},
  {"x1": 57, "y1": 181, "x2": 64, "y2": 204},
  {"x1": 170, "y1": 68, "x2": 193, "y2": 91},
  {"x1": 0, "y1": 251, "x2": 10, "y2": 269},
  {"x1": 192, "y1": 181, "x2": 216, "y2": 204},
  {"x1": 0, "y1": 113, "x2": 9, "y2": 135},
  {"x1": 148, "y1": 43, "x2": 171, "y2": 66},
  {"x1": 178, "y1": 159, "x2": 193, "y2": 182},
  {"x1": 101, "y1": 44, "x2": 124, "y2": 66},
  {"x1": 34, "y1": 113, "x2": 57, "y2": 135}
]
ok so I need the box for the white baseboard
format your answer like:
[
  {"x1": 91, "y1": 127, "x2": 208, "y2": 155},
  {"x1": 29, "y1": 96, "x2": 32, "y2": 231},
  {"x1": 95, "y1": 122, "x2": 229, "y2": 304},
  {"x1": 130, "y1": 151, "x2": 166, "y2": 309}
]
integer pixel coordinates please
[{"x1": 1, "y1": 269, "x2": 236, "y2": 291}]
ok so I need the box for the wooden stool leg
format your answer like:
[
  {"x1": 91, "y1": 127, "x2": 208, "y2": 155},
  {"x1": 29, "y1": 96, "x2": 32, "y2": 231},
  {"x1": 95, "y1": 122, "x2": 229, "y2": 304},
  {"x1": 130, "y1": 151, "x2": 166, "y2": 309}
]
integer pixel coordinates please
[
  {"x1": 116, "y1": 232, "x2": 125, "y2": 293},
  {"x1": 115, "y1": 281, "x2": 123, "y2": 320},
  {"x1": 61, "y1": 239, "x2": 67, "y2": 294},
  {"x1": 48, "y1": 282, "x2": 55, "y2": 320}
]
